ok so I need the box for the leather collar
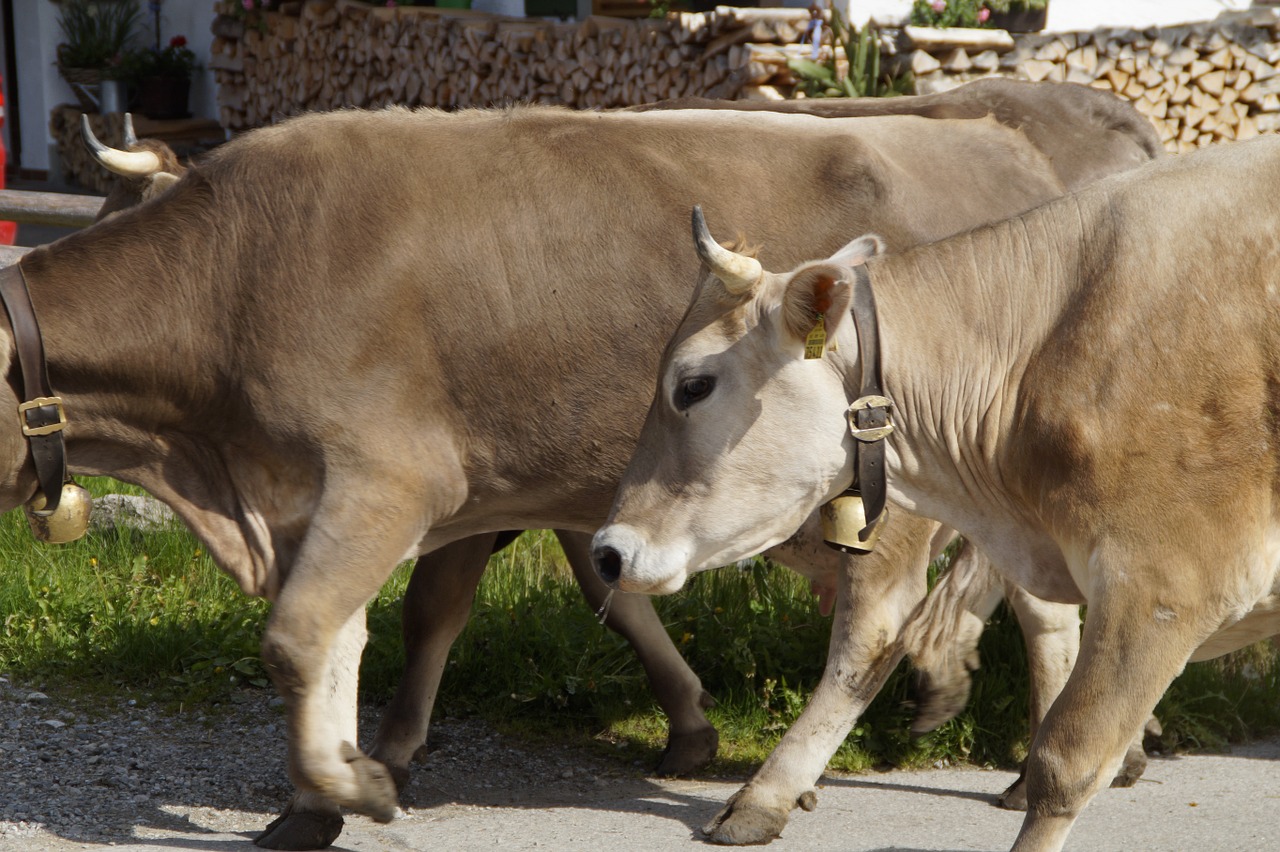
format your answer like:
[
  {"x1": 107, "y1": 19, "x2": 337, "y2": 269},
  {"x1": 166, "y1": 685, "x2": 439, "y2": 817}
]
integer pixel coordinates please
[
  {"x1": 847, "y1": 263, "x2": 893, "y2": 542},
  {"x1": 0, "y1": 263, "x2": 69, "y2": 513}
]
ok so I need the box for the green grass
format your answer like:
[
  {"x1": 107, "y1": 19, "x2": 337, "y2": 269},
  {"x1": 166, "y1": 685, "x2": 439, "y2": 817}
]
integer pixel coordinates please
[{"x1": 2, "y1": 481, "x2": 1278, "y2": 774}]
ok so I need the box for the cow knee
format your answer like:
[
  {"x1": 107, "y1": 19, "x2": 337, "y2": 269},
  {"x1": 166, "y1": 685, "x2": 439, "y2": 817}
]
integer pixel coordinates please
[{"x1": 1024, "y1": 747, "x2": 1099, "y2": 819}]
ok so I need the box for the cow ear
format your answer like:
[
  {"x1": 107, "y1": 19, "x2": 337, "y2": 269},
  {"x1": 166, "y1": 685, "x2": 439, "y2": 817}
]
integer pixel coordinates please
[
  {"x1": 826, "y1": 234, "x2": 884, "y2": 270},
  {"x1": 148, "y1": 171, "x2": 181, "y2": 195},
  {"x1": 780, "y1": 264, "x2": 853, "y2": 343}
]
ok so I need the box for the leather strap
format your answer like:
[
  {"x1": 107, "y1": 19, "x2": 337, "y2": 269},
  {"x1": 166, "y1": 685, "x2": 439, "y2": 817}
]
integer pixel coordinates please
[
  {"x1": 850, "y1": 264, "x2": 890, "y2": 541},
  {"x1": 0, "y1": 263, "x2": 68, "y2": 513}
]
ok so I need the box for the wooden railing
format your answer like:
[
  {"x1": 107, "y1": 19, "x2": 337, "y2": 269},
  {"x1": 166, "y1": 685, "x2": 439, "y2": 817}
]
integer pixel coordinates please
[{"x1": 0, "y1": 189, "x2": 105, "y2": 265}]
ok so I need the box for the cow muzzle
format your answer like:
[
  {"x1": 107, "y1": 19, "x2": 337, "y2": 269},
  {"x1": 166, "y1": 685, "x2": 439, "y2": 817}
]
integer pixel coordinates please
[
  {"x1": 24, "y1": 480, "x2": 92, "y2": 543},
  {"x1": 591, "y1": 524, "x2": 690, "y2": 595}
]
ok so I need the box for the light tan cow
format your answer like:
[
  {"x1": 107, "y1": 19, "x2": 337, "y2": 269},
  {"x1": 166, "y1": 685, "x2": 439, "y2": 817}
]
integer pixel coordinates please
[
  {"x1": 6, "y1": 91, "x2": 1152, "y2": 850},
  {"x1": 594, "y1": 137, "x2": 1280, "y2": 851}
]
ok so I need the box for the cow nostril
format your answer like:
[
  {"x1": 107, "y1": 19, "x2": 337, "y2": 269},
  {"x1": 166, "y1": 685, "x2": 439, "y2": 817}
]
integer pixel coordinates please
[{"x1": 594, "y1": 545, "x2": 623, "y2": 586}]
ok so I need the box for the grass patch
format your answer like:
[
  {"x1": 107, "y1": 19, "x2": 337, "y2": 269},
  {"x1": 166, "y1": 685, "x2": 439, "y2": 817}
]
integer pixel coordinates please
[{"x1": 2, "y1": 490, "x2": 1278, "y2": 771}]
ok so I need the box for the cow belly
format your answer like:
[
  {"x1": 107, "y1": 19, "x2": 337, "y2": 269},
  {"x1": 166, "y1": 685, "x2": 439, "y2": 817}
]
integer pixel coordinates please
[{"x1": 1190, "y1": 595, "x2": 1280, "y2": 662}]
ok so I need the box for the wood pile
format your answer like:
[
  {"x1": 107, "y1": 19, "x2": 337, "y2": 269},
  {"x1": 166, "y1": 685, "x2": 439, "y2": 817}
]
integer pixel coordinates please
[
  {"x1": 210, "y1": 0, "x2": 813, "y2": 131},
  {"x1": 211, "y1": 0, "x2": 1280, "y2": 153},
  {"x1": 903, "y1": 7, "x2": 1280, "y2": 152}
]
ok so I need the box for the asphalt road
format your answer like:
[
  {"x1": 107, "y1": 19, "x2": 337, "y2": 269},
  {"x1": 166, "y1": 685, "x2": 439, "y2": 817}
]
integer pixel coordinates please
[{"x1": 7, "y1": 737, "x2": 1275, "y2": 852}]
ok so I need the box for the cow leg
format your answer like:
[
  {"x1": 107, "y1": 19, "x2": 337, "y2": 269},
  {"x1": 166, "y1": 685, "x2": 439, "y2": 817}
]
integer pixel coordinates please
[
  {"x1": 368, "y1": 534, "x2": 498, "y2": 789},
  {"x1": 260, "y1": 512, "x2": 422, "y2": 825},
  {"x1": 905, "y1": 536, "x2": 1004, "y2": 735},
  {"x1": 702, "y1": 512, "x2": 936, "y2": 845},
  {"x1": 257, "y1": 607, "x2": 367, "y2": 850},
  {"x1": 1011, "y1": 558, "x2": 1215, "y2": 852},
  {"x1": 557, "y1": 529, "x2": 718, "y2": 776},
  {"x1": 995, "y1": 584, "x2": 1081, "y2": 811}
]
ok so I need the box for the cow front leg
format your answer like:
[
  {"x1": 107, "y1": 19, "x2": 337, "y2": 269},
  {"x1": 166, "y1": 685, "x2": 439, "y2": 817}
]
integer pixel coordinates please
[
  {"x1": 261, "y1": 517, "x2": 420, "y2": 825},
  {"x1": 1012, "y1": 564, "x2": 1214, "y2": 852},
  {"x1": 369, "y1": 534, "x2": 497, "y2": 789},
  {"x1": 702, "y1": 512, "x2": 936, "y2": 845},
  {"x1": 558, "y1": 529, "x2": 718, "y2": 776},
  {"x1": 904, "y1": 536, "x2": 1004, "y2": 735},
  {"x1": 995, "y1": 584, "x2": 1080, "y2": 810},
  {"x1": 257, "y1": 607, "x2": 366, "y2": 850}
]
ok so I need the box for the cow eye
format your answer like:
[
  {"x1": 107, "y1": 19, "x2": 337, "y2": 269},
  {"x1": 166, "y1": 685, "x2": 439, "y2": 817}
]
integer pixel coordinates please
[{"x1": 676, "y1": 376, "x2": 715, "y2": 411}]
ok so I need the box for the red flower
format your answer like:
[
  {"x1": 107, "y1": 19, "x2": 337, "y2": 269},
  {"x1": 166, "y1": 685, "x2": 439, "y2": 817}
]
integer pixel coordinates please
[{"x1": 169, "y1": 35, "x2": 187, "y2": 48}]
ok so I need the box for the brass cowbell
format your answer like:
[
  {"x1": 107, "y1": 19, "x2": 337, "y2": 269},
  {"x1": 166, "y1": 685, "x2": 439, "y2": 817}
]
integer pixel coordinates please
[
  {"x1": 24, "y1": 481, "x2": 93, "y2": 543},
  {"x1": 820, "y1": 489, "x2": 886, "y2": 554}
]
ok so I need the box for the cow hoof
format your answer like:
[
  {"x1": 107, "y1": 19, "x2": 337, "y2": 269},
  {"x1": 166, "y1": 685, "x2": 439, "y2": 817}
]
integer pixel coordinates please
[
  {"x1": 701, "y1": 789, "x2": 790, "y2": 846},
  {"x1": 386, "y1": 761, "x2": 412, "y2": 793},
  {"x1": 654, "y1": 725, "x2": 719, "y2": 777},
  {"x1": 909, "y1": 668, "x2": 974, "y2": 737},
  {"x1": 1111, "y1": 745, "x2": 1148, "y2": 788},
  {"x1": 341, "y1": 743, "x2": 400, "y2": 823},
  {"x1": 255, "y1": 808, "x2": 343, "y2": 850},
  {"x1": 997, "y1": 775, "x2": 1029, "y2": 812}
]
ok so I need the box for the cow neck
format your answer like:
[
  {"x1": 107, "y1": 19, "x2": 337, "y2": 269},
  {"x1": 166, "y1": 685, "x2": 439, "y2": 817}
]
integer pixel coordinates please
[
  {"x1": 0, "y1": 263, "x2": 69, "y2": 511},
  {"x1": 845, "y1": 263, "x2": 892, "y2": 541},
  {"x1": 865, "y1": 202, "x2": 1080, "y2": 527}
]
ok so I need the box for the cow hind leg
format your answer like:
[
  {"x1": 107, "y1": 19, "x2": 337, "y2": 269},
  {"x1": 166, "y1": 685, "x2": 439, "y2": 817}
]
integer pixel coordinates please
[
  {"x1": 368, "y1": 534, "x2": 497, "y2": 789},
  {"x1": 256, "y1": 608, "x2": 366, "y2": 850},
  {"x1": 557, "y1": 529, "x2": 718, "y2": 776}
]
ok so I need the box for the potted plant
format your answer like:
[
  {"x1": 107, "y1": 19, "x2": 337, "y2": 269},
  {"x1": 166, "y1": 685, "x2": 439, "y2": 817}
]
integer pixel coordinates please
[
  {"x1": 910, "y1": 0, "x2": 1048, "y2": 32},
  {"x1": 120, "y1": 34, "x2": 198, "y2": 119},
  {"x1": 53, "y1": 0, "x2": 141, "y2": 100}
]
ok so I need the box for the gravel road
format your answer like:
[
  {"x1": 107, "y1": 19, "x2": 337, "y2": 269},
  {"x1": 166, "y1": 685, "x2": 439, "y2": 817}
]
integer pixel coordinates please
[{"x1": 3, "y1": 672, "x2": 1278, "y2": 852}]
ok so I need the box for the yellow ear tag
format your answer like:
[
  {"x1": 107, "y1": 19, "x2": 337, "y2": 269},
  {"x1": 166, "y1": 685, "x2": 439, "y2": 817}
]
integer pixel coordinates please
[{"x1": 804, "y1": 313, "x2": 827, "y2": 360}]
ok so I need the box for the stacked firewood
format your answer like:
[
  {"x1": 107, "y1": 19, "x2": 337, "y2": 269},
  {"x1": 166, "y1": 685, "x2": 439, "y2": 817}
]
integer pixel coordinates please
[
  {"x1": 904, "y1": 7, "x2": 1280, "y2": 152},
  {"x1": 212, "y1": 0, "x2": 1280, "y2": 153},
  {"x1": 210, "y1": 1, "x2": 812, "y2": 131}
]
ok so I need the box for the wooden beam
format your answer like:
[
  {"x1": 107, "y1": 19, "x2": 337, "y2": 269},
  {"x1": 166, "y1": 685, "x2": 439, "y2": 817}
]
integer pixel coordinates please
[{"x1": 0, "y1": 191, "x2": 104, "y2": 229}]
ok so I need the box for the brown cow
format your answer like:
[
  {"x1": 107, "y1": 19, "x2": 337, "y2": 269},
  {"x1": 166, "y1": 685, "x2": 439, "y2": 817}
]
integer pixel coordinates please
[
  {"x1": 4, "y1": 87, "x2": 1151, "y2": 850},
  {"x1": 594, "y1": 137, "x2": 1280, "y2": 850}
]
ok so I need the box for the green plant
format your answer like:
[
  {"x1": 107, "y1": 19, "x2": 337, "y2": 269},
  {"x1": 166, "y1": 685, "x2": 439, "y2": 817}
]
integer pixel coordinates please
[
  {"x1": 787, "y1": 10, "x2": 911, "y2": 100},
  {"x1": 910, "y1": 0, "x2": 1047, "y2": 29},
  {"x1": 53, "y1": 0, "x2": 142, "y2": 71},
  {"x1": 1, "y1": 497, "x2": 1277, "y2": 776},
  {"x1": 119, "y1": 34, "x2": 198, "y2": 83}
]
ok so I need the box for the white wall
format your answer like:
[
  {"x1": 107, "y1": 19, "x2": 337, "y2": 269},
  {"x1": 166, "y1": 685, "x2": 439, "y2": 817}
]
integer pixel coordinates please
[{"x1": 11, "y1": 0, "x2": 217, "y2": 175}]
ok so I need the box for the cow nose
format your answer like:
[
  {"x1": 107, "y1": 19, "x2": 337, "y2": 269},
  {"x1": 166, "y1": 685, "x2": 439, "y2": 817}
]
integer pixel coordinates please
[{"x1": 593, "y1": 544, "x2": 623, "y2": 587}]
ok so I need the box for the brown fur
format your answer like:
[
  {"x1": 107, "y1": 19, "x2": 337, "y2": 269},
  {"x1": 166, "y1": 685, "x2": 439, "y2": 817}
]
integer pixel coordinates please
[{"x1": 8, "y1": 84, "x2": 1161, "y2": 846}]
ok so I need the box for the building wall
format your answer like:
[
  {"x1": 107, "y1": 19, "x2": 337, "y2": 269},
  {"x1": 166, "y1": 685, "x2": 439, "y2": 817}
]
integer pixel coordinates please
[{"x1": 11, "y1": 0, "x2": 218, "y2": 177}]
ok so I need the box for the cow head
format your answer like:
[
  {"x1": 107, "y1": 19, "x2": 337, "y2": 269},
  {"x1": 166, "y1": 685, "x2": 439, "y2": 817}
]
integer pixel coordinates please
[
  {"x1": 591, "y1": 208, "x2": 882, "y2": 593},
  {"x1": 81, "y1": 115, "x2": 185, "y2": 218}
]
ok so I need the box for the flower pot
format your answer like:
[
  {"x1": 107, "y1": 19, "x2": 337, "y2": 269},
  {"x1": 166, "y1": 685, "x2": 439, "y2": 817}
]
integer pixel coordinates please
[{"x1": 136, "y1": 75, "x2": 190, "y2": 120}]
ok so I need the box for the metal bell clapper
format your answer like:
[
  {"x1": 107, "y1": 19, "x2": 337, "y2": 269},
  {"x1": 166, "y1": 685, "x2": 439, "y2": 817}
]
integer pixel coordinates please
[{"x1": 24, "y1": 480, "x2": 93, "y2": 543}]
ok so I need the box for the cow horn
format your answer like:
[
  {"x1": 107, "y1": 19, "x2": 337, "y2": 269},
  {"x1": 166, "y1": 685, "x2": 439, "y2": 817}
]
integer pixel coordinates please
[
  {"x1": 691, "y1": 206, "x2": 762, "y2": 296},
  {"x1": 80, "y1": 114, "x2": 161, "y2": 177},
  {"x1": 122, "y1": 113, "x2": 139, "y2": 148}
]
